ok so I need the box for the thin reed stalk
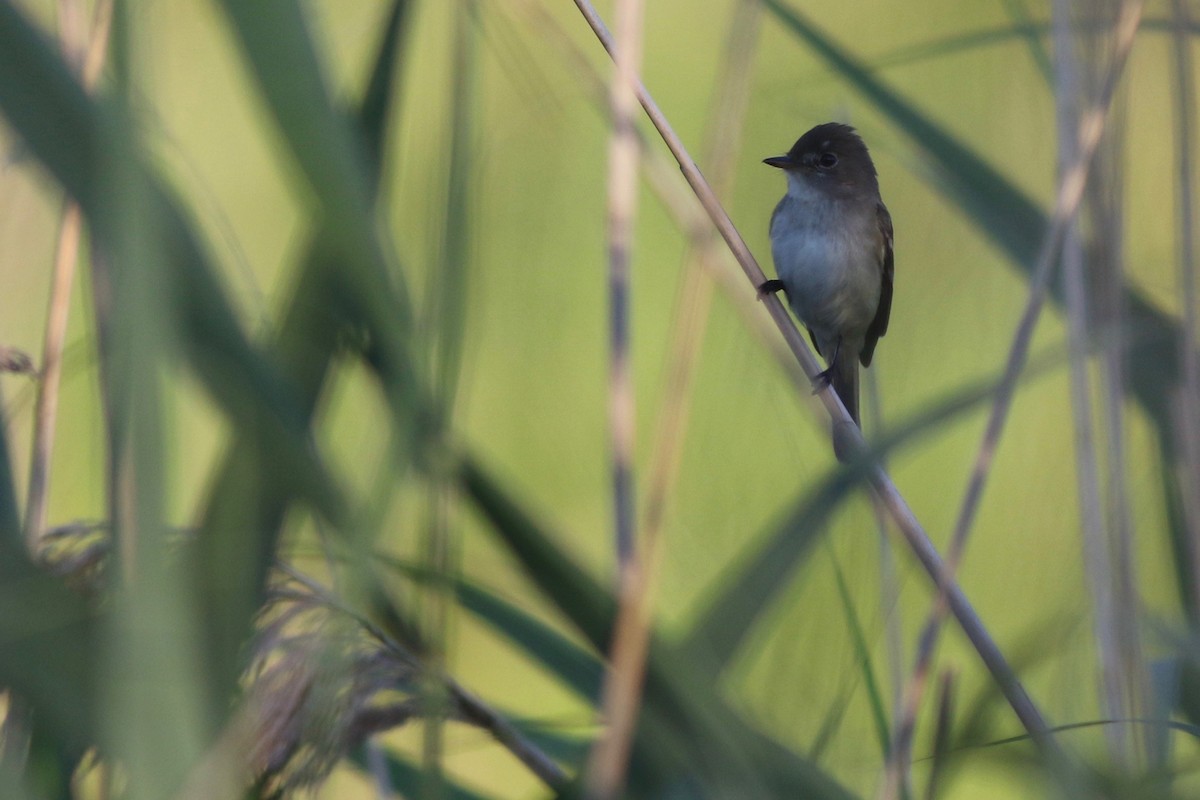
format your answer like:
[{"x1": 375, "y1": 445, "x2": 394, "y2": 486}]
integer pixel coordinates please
[
  {"x1": 604, "y1": 0, "x2": 641, "y2": 573},
  {"x1": 584, "y1": 0, "x2": 644, "y2": 794},
  {"x1": 585, "y1": 6, "x2": 764, "y2": 798}
]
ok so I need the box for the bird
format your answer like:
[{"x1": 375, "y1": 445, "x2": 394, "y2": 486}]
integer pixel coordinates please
[{"x1": 760, "y1": 122, "x2": 893, "y2": 441}]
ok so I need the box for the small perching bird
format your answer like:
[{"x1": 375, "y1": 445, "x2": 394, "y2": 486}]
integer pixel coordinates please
[{"x1": 761, "y1": 122, "x2": 893, "y2": 446}]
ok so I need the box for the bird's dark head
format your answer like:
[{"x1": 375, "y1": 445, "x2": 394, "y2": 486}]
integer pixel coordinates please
[{"x1": 764, "y1": 122, "x2": 879, "y2": 193}]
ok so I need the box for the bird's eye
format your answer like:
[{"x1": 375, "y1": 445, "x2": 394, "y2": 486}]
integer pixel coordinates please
[{"x1": 818, "y1": 152, "x2": 838, "y2": 169}]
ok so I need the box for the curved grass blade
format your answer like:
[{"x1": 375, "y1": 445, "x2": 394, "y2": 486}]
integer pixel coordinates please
[
  {"x1": 873, "y1": 18, "x2": 1195, "y2": 73},
  {"x1": 829, "y1": 550, "x2": 891, "y2": 761},
  {"x1": 210, "y1": 0, "x2": 416, "y2": 334},
  {"x1": 683, "y1": 457, "x2": 867, "y2": 668},
  {"x1": 681, "y1": 353, "x2": 1059, "y2": 671},
  {"x1": 506, "y1": 718, "x2": 590, "y2": 765},
  {"x1": 1000, "y1": 0, "x2": 1053, "y2": 80},
  {"x1": 360, "y1": 0, "x2": 412, "y2": 186},
  {"x1": 373, "y1": 555, "x2": 605, "y2": 702},
  {"x1": 457, "y1": 578, "x2": 604, "y2": 702},
  {"x1": 459, "y1": 456, "x2": 857, "y2": 798},
  {"x1": 458, "y1": 457, "x2": 615, "y2": 649}
]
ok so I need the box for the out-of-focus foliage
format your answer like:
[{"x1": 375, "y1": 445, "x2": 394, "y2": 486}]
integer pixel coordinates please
[{"x1": 0, "y1": 0, "x2": 1199, "y2": 798}]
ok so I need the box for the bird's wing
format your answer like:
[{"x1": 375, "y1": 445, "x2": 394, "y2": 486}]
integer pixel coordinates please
[{"x1": 860, "y1": 202, "x2": 894, "y2": 368}]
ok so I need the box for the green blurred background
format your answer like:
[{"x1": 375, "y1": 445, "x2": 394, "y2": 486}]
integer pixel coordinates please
[{"x1": 1, "y1": 0, "x2": 1197, "y2": 797}]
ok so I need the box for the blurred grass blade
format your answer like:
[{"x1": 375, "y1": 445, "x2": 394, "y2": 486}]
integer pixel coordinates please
[
  {"x1": 829, "y1": 552, "x2": 891, "y2": 761},
  {"x1": 210, "y1": 1, "x2": 378, "y2": 243},
  {"x1": 0, "y1": 539, "x2": 96, "y2": 752},
  {"x1": 0, "y1": 2, "x2": 97, "y2": 209},
  {"x1": 506, "y1": 719, "x2": 590, "y2": 765},
  {"x1": 100, "y1": 8, "x2": 212, "y2": 790},
  {"x1": 360, "y1": 0, "x2": 412, "y2": 184},
  {"x1": 459, "y1": 455, "x2": 856, "y2": 798},
  {"x1": 209, "y1": 1, "x2": 439, "y2": 517},
  {"x1": 210, "y1": 0, "x2": 415, "y2": 334},
  {"x1": 418, "y1": 8, "x2": 477, "y2": 790},
  {"x1": 427, "y1": 2, "x2": 476, "y2": 404},
  {"x1": 926, "y1": 670, "x2": 957, "y2": 800},
  {"x1": 23, "y1": 720, "x2": 83, "y2": 800},
  {"x1": 999, "y1": 0, "x2": 1054, "y2": 80},
  {"x1": 456, "y1": 578, "x2": 604, "y2": 702},
  {"x1": 684, "y1": 460, "x2": 866, "y2": 668},
  {"x1": 0, "y1": 763, "x2": 40, "y2": 800},
  {"x1": 374, "y1": 554, "x2": 604, "y2": 701},
  {"x1": 194, "y1": 0, "x2": 417, "y2": 696},
  {"x1": 874, "y1": 18, "x2": 1194, "y2": 73},
  {"x1": 458, "y1": 456, "x2": 615, "y2": 649},
  {"x1": 682, "y1": 357, "x2": 1049, "y2": 670},
  {"x1": 0, "y1": 0, "x2": 352, "y2": 719}
]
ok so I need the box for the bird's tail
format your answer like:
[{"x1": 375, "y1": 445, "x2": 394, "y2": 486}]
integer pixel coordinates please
[
  {"x1": 830, "y1": 349, "x2": 860, "y2": 428},
  {"x1": 830, "y1": 352, "x2": 860, "y2": 463}
]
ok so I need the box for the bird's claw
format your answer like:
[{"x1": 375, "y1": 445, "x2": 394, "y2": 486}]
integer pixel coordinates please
[
  {"x1": 757, "y1": 279, "x2": 786, "y2": 301},
  {"x1": 811, "y1": 366, "x2": 833, "y2": 395}
]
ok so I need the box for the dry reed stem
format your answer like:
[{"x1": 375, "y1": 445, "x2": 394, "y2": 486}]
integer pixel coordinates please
[
  {"x1": 569, "y1": 0, "x2": 1056, "y2": 753},
  {"x1": 583, "y1": 555, "x2": 653, "y2": 800},
  {"x1": 585, "y1": 5, "x2": 764, "y2": 799},
  {"x1": 585, "y1": 0, "x2": 644, "y2": 793},
  {"x1": 24, "y1": 200, "x2": 81, "y2": 550},
  {"x1": 25, "y1": 0, "x2": 113, "y2": 552},
  {"x1": 881, "y1": 2, "x2": 1145, "y2": 792},
  {"x1": 604, "y1": 0, "x2": 641, "y2": 573}
]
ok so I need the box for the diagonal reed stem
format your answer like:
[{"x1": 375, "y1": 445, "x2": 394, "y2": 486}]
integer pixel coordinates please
[{"x1": 569, "y1": 0, "x2": 1058, "y2": 757}]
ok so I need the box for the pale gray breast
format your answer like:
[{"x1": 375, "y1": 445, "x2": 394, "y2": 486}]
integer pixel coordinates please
[{"x1": 769, "y1": 181, "x2": 882, "y2": 339}]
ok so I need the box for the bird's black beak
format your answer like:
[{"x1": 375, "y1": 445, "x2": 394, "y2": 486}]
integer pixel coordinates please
[{"x1": 763, "y1": 155, "x2": 794, "y2": 169}]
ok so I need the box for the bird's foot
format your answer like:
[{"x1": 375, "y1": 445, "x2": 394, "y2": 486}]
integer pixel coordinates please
[
  {"x1": 757, "y1": 279, "x2": 786, "y2": 301},
  {"x1": 811, "y1": 365, "x2": 833, "y2": 395}
]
